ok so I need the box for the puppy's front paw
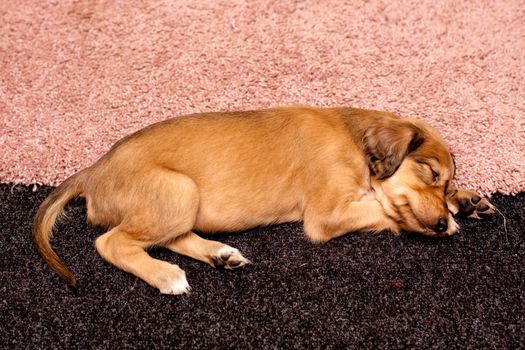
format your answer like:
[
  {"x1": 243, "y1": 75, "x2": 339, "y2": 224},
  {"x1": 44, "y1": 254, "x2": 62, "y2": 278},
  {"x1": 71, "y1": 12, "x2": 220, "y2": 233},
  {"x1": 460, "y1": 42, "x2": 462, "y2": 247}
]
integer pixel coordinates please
[{"x1": 448, "y1": 189, "x2": 495, "y2": 219}]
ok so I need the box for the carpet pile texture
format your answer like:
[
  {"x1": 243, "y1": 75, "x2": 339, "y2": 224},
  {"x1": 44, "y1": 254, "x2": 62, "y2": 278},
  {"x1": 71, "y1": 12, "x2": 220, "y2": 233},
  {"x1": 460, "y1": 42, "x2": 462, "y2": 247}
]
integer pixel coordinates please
[
  {"x1": 1, "y1": 1, "x2": 524, "y2": 348},
  {"x1": 1, "y1": 184, "x2": 523, "y2": 348},
  {"x1": 1, "y1": 0, "x2": 524, "y2": 194}
]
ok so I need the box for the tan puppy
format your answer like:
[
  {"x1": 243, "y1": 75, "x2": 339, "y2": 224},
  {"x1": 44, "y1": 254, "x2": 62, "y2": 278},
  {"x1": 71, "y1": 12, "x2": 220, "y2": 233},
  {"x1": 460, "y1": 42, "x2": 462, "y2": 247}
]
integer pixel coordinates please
[{"x1": 33, "y1": 106, "x2": 494, "y2": 294}]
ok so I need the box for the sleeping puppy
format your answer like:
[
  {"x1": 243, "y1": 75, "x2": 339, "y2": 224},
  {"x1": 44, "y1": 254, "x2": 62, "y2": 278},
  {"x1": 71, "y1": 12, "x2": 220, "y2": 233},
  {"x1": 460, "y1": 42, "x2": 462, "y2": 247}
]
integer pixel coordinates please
[{"x1": 33, "y1": 106, "x2": 495, "y2": 295}]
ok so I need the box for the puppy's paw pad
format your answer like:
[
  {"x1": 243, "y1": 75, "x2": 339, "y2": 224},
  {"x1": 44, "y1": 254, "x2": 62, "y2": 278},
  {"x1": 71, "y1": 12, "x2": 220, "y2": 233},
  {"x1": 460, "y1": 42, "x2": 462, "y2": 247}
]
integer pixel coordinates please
[
  {"x1": 464, "y1": 196, "x2": 495, "y2": 219},
  {"x1": 471, "y1": 195, "x2": 481, "y2": 204},
  {"x1": 471, "y1": 198, "x2": 495, "y2": 218},
  {"x1": 477, "y1": 203, "x2": 489, "y2": 212},
  {"x1": 449, "y1": 189, "x2": 496, "y2": 219},
  {"x1": 211, "y1": 247, "x2": 250, "y2": 269},
  {"x1": 458, "y1": 198, "x2": 475, "y2": 216}
]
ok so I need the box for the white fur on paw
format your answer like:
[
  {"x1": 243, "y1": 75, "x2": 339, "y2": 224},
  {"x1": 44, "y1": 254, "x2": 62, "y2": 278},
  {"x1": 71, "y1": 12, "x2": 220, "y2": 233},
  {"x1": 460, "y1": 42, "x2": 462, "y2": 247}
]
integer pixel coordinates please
[
  {"x1": 159, "y1": 274, "x2": 191, "y2": 295},
  {"x1": 212, "y1": 246, "x2": 251, "y2": 269}
]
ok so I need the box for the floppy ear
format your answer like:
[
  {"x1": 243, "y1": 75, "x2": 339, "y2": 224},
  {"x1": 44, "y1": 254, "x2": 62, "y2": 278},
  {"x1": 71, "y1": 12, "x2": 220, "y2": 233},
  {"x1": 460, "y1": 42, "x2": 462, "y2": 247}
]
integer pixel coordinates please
[{"x1": 363, "y1": 120, "x2": 424, "y2": 179}]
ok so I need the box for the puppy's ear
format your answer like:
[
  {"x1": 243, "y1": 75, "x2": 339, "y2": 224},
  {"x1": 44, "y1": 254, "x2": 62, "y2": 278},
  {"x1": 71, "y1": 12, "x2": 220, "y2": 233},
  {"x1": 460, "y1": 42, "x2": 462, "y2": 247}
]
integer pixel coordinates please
[{"x1": 363, "y1": 120, "x2": 424, "y2": 179}]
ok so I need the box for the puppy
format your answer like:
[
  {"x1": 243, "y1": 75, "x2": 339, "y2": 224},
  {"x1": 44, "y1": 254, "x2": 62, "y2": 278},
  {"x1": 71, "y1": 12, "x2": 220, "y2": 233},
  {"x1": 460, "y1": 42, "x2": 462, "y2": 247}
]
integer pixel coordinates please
[{"x1": 33, "y1": 106, "x2": 495, "y2": 294}]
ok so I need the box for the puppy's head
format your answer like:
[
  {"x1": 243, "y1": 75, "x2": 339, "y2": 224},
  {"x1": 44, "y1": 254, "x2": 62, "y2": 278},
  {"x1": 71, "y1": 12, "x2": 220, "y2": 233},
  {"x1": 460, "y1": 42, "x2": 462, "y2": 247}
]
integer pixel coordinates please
[{"x1": 364, "y1": 117, "x2": 457, "y2": 237}]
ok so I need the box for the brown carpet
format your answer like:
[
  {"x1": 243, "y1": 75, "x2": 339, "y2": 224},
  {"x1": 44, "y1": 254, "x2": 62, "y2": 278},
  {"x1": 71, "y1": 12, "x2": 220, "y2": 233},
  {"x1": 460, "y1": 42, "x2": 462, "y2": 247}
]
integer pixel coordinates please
[{"x1": 1, "y1": 0, "x2": 524, "y2": 194}]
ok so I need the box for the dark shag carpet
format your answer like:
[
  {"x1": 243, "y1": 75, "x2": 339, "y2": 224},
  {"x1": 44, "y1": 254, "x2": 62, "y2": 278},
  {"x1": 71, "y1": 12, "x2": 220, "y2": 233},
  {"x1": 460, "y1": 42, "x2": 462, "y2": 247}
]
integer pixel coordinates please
[{"x1": 1, "y1": 184, "x2": 524, "y2": 349}]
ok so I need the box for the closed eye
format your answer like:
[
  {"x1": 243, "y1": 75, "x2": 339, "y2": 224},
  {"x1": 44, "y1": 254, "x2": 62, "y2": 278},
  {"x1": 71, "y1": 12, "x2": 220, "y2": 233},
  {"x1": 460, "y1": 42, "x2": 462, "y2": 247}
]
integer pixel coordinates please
[
  {"x1": 415, "y1": 159, "x2": 441, "y2": 184},
  {"x1": 431, "y1": 168, "x2": 440, "y2": 182}
]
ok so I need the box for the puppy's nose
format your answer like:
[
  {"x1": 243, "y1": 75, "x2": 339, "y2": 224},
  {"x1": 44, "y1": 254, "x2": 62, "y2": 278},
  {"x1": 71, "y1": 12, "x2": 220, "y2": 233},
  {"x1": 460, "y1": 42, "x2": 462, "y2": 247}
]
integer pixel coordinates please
[{"x1": 434, "y1": 217, "x2": 448, "y2": 233}]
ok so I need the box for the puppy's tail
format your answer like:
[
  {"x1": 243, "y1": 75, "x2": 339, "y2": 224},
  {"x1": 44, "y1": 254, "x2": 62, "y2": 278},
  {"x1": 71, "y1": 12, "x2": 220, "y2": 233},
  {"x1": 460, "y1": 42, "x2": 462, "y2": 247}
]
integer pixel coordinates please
[{"x1": 32, "y1": 169, "x2": 90, "y2": 291}]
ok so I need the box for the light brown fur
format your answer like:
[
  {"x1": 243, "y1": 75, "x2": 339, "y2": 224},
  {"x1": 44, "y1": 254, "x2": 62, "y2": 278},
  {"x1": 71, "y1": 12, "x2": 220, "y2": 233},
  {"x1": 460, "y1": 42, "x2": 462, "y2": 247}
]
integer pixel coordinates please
[{"x1": 33, "y1": 106, "x2": 494, "y2": 294}]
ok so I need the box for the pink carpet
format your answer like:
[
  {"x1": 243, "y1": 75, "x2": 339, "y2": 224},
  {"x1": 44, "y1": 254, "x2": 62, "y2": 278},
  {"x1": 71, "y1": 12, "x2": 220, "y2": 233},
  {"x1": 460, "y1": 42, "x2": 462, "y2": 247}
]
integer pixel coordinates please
[{"x1": 1, "y1": 0, "x2": 524, "y2": 194}]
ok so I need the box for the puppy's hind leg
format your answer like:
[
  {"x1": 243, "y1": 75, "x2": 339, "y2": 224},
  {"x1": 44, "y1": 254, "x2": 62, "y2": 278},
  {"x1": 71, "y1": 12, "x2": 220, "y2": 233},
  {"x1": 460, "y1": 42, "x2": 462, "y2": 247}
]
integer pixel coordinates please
[
  {"x1": 94, "y1": 170, "x2": 200, "y2": 295},
  {"x1": 165, "y1": 232, "x2": 251, "y2": 269},
  {"x1": 95, "y1": 228, "x2": 190, "y2": 295}
]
